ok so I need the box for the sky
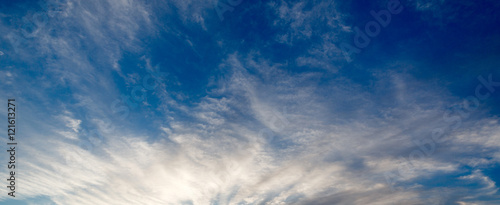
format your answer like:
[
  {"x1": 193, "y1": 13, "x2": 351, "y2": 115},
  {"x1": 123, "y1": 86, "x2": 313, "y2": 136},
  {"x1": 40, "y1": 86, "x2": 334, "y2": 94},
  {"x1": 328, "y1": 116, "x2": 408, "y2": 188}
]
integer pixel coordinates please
[{"x1": 0, "y1": 0, "x2": 500, "y2": 204}]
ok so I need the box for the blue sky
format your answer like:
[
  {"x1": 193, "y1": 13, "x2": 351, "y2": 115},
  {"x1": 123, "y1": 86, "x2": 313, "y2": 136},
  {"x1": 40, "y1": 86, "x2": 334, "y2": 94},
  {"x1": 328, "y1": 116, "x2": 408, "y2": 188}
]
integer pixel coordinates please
[{"x1": 0, "y1": 0, "x2": 500, "y2": 204}]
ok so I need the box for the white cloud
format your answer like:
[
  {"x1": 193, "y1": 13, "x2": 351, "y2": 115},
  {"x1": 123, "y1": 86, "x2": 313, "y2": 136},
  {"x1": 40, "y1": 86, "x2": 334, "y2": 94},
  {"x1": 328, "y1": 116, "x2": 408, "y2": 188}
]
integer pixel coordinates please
[
  {"x1": 1, "y1": 45, "x2": 498, "y2": 204},
  {"x1": 1, "y1": 1, "x2": 499, "y2": 204},
  {"x1": 8, "y1": 53, "x2": 499, "y2": 204},
  {"x1": 61, "y1": 115, "x2": 81, "y2": 133}
]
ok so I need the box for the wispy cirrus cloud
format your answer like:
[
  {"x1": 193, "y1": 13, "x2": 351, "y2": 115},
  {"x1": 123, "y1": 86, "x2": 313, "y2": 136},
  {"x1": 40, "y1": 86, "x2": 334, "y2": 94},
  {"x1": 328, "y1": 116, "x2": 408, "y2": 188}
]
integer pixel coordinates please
[
  {"x1": 1, "y1": 0, "x2": 499, "y2": 204},
  {"x1": 3, "y1": 51, "x2": 500, "y2": 205}
]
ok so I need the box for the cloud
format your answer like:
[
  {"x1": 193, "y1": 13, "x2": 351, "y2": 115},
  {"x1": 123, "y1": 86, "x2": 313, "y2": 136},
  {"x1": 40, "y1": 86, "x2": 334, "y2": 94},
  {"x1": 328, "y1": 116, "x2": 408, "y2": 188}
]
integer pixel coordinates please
[
  {"x1": 1, "y1": 0, "x2": 499, "y2": 204},
  {"x1": 270, "y1": 0, "x2": 350, "y2": 44},
  {"x1": 166, "y1": 0, "x2": 218, "y2": 29},
  {"x1": 266, "y1": 0, "x2": 353, "y2": 71},
  {"x1": 60, "y1": 113, "x2": 81, "y2": 133},
  {"x1": 406, "y1": 0, "x2": 499, "y2": 29},
  {"x1": 6, "y1": 51, "x2": 500, "y2": 204},
  {"x1": 459, "y1": 170, "x2": 498, "y2": 196}
]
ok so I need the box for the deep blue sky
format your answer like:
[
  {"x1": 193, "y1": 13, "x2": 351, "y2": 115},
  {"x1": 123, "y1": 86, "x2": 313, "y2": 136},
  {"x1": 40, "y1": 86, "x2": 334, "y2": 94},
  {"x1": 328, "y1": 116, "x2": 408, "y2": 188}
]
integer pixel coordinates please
[{"x1": 0, "y1": 0, "x2": 499, "y2": 204}]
